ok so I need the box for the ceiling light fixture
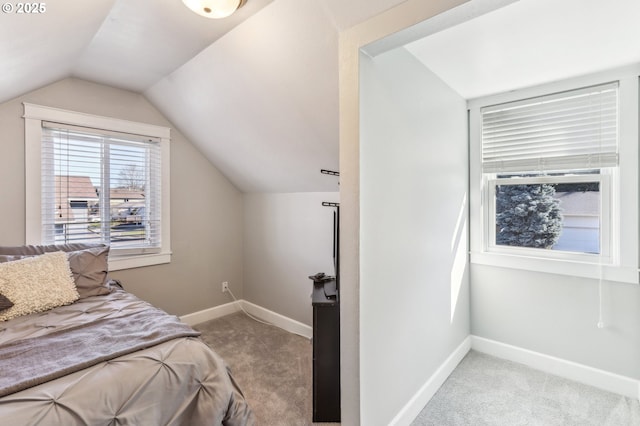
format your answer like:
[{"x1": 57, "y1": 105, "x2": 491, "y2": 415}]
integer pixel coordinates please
[{"x1": 182, "y1": 0, "x2": 247, "y2": 19}]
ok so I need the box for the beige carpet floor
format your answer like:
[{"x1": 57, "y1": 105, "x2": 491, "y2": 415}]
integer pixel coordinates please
[
  {"x1": 412, "y1": 350, "x2": 640, "y2": 426},
  {"x1": 196, "y1": 314, "x2": 639, "y2": 426},
  {"x1": 194, "y1": 312, "x2": 339, "y2": 426}
]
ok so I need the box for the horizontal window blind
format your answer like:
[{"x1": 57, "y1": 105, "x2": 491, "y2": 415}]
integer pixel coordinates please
[
  {"x1": 481, "y1": 82, "x2": 619, "y2": 173},
  {"x1": 41, "y1": 123, "x2": 161, "y2": 252}
]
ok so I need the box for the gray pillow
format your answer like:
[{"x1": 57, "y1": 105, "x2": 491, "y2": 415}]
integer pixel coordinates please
[
  {"x1": 0, "y1": 293, "x2": 13, "y2": 312},
  {"x1": 0, "y1": 244, "x2": 111, "y2": 298},
  {"x1": 0, "y1": 243, "x2": 104, "y2": 256}
]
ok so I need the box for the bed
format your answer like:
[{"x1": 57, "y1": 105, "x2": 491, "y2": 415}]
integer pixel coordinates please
[{"x1": 0, "y1": 243, "x2": 254, "y2": 425}]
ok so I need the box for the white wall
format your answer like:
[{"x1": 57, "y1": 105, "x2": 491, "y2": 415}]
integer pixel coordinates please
[
  {"x1": 243, "y1": 192, "x2": 339, "y2": 325},
  {"x1": 471, "y1": 267, "x2": 640, "y2": 379},
  {"x1": 359, "y1": 47, "x2": 470, "y2": 425},
  {"x1": 339, "y1": 2, "x2": 470, "y2": 422}
]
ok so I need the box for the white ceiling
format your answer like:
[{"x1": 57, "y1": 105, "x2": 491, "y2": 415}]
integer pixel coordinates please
[
  {"x1": 147, "y1": 0, "x2": 340, "y2": 192},
  {"x1": 2, "y1": 0, "x2": 638, "y2": 192},
  {"x1": 0, "y1": 0, "x2": 278, "y2": 98},
  {"x1": 0, "y1": 0, "x2": 406, "y2": 193},
  {"x1": 405, "y1": 0, "x2": 640, "y2": 100},
  {"x1": 71, "y1": 0, "x2": 276, "y2": 92}
]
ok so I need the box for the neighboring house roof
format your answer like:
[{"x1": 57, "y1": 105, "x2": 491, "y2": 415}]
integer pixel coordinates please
[
  {"x1": 55, "y1": 175, "x2": 97, "y2": 199},
  {"x1": 555, "y1": 191, "x2": 599, "y2": 215},
  {"x1": 110, "y1": 188, "x2": 145, "y2": 200},
  {"x1": 55, "y1": 175, "x2": 98, "y2": 222}
]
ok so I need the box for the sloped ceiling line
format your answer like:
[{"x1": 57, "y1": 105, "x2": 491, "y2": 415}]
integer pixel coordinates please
[
  {"x1": 9, "y1": 0, "x2": 637, "y2": 193},
  {"x1": 1, "y1": 0, "x2": 407, "y2": 193}
]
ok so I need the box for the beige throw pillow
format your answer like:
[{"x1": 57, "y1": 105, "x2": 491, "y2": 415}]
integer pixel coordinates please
[
  {"x1": 0, "y1": 251, "x2": 80, "y2": 321},
  {"x1": 0, "y1": 244, "x2": 111, "y2": 299}
]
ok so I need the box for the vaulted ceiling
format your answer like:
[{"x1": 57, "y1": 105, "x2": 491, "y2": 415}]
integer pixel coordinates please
[
  {"x1": 2, "y1": 0, "x2": 639, "y2": 192},
  {"x1": 0, "y1": 0, "x2": 407, "y2": 192}
]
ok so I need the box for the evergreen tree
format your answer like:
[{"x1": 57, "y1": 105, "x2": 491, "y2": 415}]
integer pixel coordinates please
[{"x1": 496, "y1": 184, "x2": 563, "y2": 249}]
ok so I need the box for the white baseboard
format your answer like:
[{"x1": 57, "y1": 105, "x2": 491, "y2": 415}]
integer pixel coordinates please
[
  {"x1": 390, "y1": 336, "x2": 472, "y2": 426},
  {"x1": 179, "y1": 301, "x2": 241, "y2": 326},
  {"x1": 240, "y1": 300, "x2": 313, "y2": 339},
  {"x1": 179, "y1": 300, "x2": 313, "y2": 339},
  {"x1": 471, "y1": 335, "x2": 640, "y2": 400}
]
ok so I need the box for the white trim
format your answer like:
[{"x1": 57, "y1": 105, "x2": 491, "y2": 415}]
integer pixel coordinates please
[
  {"x1": 240, "y1": 300, "x2": 313, "y2": 339},
  {"x1": 179, "y1": 300, "x2": 313, "y2": 340},
  {"x1": 23, "y1": 103, "x2": 171, "y2": 139},
  {"x1": 470, "y1": 251, "x2": 638, "y2": 284},
  {"x1": 486, "y1": 174, "x2": 612, "y2": 263},
  {"x1": 471, "y1": 335, "x2": 640, "y2": 400},
  {"x1": 390, "y1": 337, "x2": 472, "y2": 426},
  {"x1": 363, "y1": 0, "x2": 518, "y2": 57},
  {"x1": 24, "y1": 116, "x2": 43, "y2": 242},
  {"x1": 179, "y1": 301, "x2": 241, "y2": 326},
  {"x1": 467, "y1": 63, "x2": 640, "y2": 108},
  {"x1": 23, "y1": 103, "x2": 172, "y2": 270},
  {"x1": 108, "y1": 252, "x2": 172, "y2": 271},
  {"x1": 469, "y1": 67, "x2": 639, "y2": 284}
]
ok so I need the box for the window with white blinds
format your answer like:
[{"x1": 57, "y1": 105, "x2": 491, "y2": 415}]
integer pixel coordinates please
[
  {"x1": 481, "y1": 82, "x2": 619, "y2": 174},
  {"x1": 24, "y1": 103, "x2": 171, "y2": 270},
  {"x1": 469, "y1": 69, "x2": 639, "y2": 283},
  {"x1": 41, "y1": 122, "x2": 162, "y2": 254}
]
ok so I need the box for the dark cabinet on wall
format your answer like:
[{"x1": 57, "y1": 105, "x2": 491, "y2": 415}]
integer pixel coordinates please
[{"x1": 311, "y1": 277, "x2": 340, "y2": 422}]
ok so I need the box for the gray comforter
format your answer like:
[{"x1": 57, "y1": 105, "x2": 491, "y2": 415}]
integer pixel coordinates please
[{"x1": 0, "y1": 287, "x2": 254, "y2": 425}]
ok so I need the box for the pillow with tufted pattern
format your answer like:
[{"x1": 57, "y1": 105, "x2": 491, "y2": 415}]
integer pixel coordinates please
[
  {"x1": 0, "y1": 244, "x2": 111, "y2": 299},
  {"x1": 0, "y1": 252, "x2": 80, "y2": 321},
  {"x1": 66, "y1": 246, "x2": 111, "y2": 298}
]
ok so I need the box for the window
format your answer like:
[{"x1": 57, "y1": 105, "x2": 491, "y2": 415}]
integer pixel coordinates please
[
  {"x1": 482, "y1": 82, "x2": 617, "y2": 262},
  {"x1": 24, "y1": 104, "x2": 171, "y2": 271},
  {"x1": 487, "y1": 172, "x2": 609, "y2": 260},
  {"x1": 469, "y1": 69, "x2": 639, "y2": 283},
  {"x1": 42, "y1": 123, "x2": 161, "y2": 252}
]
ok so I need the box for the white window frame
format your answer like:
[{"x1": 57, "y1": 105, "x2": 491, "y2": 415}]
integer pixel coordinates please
[
  {"x1": 486, "y1": 173, "x2": 612, "y2": 262},
  {"x1": 469, "y1": 66, "x2": 639, "y2": 284},
  {"x1": 23, "y1": 103, "x2": 172, "y2": 271}
]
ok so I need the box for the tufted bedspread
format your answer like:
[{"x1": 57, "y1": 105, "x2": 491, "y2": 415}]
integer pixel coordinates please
[{"x1": 0, "y1": 286, "x2": 254, "y2": 425}]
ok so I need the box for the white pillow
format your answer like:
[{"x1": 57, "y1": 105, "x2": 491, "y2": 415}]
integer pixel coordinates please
[{"x1": 0, "y1": 251, "x2": 79, "y2": 321}]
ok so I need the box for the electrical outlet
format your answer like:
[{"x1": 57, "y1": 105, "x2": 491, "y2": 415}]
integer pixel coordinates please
[{"x1": 222, "y1": 281, "x2": 229, "y2": 293}]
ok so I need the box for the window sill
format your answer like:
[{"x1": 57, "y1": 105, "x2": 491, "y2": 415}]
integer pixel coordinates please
[
  {"x1": 108, "y1": 251, "x2": 172, "y2": 271},
  {"x1": 470, "y1": 251, "x2": 638, "y2": 284}
]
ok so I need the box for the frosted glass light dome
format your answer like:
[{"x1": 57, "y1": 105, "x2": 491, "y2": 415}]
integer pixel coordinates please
[{"x1": 182, "y1": 0, "x2": 246, "y2": 19}]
